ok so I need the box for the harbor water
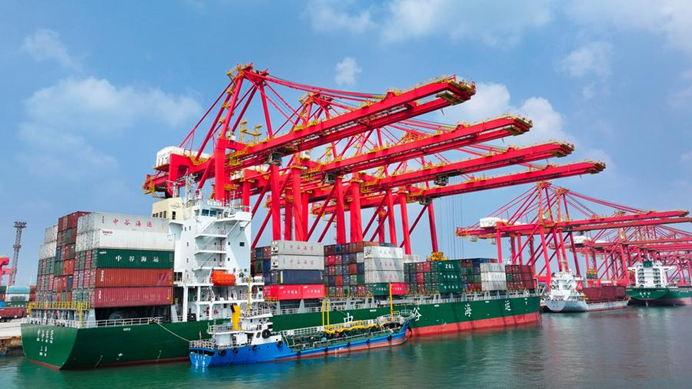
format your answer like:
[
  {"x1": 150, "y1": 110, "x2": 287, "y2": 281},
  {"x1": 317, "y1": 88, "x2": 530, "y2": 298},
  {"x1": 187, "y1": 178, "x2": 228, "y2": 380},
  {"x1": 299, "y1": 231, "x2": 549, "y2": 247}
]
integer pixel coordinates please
[{"x1": 2, "y1": 306, "x2": 691, "y2": 388}]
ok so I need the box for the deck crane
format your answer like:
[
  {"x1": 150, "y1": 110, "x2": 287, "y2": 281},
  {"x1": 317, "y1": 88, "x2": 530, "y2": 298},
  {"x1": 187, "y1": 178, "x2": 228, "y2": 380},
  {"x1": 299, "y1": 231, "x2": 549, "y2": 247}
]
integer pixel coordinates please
[
  {"x1": 144, "y1": 64, "x2": 606, "y2": 261},
  {"x1": 456, "y1": 182, "x2": 692, "y2": 286}
]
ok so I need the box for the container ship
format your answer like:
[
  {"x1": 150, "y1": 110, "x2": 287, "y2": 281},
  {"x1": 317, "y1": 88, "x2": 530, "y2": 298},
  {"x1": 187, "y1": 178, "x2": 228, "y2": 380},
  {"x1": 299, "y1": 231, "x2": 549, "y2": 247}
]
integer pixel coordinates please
[
  {"x1": 22, "y1": 195, "x2": 540, "y2": 370},
  {"x1": 627, "y1": 261, "x2": 692, "y2": 306},
  {"x1": 544, "y1": 272, "x2": 628, "y2": 313}
]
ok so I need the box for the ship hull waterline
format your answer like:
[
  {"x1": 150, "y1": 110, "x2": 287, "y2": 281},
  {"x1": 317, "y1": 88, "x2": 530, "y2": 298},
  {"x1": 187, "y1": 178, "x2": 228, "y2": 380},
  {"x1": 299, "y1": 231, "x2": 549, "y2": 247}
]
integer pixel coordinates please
[
  {"x1": 23, "y1": 295, "x2": 540, "y2": 369},
  {"x1": 626, "y1": 287, "x2": 692, "y2": 307}
]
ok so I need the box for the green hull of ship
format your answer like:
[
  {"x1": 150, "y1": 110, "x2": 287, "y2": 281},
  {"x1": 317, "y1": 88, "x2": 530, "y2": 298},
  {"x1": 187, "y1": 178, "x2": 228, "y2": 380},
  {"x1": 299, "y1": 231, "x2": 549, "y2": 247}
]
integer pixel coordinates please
[
  {"x1": 626, "y1": 287, "x2": 692, "y2": 306},
  {"x1": 22, "y1": 295, "x2": 540, "y2": 369}
]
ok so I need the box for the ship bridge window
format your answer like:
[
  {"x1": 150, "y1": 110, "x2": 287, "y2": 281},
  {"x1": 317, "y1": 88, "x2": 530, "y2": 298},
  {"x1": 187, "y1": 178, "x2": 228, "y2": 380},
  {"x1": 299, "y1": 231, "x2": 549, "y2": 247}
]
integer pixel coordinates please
[
  {"x1": 202, "y1": 209, "x2": 210, "y2": 216},
  {"x1": 239, "y1": 242, "x2": 245, "y2": 247},
  {"x1": 209, "y1": 210, "x2": 217, "y2": 217}
]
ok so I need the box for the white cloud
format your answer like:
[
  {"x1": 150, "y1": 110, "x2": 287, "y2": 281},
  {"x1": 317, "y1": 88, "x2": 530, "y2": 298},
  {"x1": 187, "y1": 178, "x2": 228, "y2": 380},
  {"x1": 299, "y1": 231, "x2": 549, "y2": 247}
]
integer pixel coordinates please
[
  {"x1": 17, "y1": 77, "x2": 202, "y2": 180},
  {"x1": 566, "y1": 1, "x2": 692, "y2": 57},
  {"x1": 306, "y1": 0, "x2": 373, "y2": 34},
  {"x1": 559, "y1": 41, "x2": 613, "y2": 79},
  {"x1": 22, "y1": 29, "x2": 82, "y2": 71},
  {"x1": 437, "y1": 82, "x2": 570, "y2": 145},
  {"x1": 17, "y1": 124, "x2": 118, "y2": 181},
  {"x1": 380, "y1": 0, "x2": 553, "y2": 45},
  {"x1": 305, "y1": 0, "x2": 553, "y2": 45},
  {"x1": 334, "y1": 57, "x2": 362, "y2": 87},
  {"x1": 24, "y1": 77, "x2": 202, "y2": 133}
]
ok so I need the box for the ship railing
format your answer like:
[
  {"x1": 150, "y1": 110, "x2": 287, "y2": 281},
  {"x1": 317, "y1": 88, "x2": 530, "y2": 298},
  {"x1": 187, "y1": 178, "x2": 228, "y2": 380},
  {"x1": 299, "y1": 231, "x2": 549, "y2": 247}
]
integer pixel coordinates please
[
  {"x1": 288, "y1": 327, "x2": 395, "y2": 351},
  {"x1": 25, "y1": 316, "x2": 164, "y2": 329},
  {"x1": 190, "y1": 340, "x2": 216, "y2": 349}
]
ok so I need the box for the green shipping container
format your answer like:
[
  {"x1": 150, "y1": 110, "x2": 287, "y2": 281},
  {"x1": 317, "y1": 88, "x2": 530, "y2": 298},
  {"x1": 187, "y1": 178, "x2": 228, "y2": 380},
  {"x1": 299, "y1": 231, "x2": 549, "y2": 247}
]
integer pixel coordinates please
[
  {"x1": 54, "y1": 261, "x2": 63, "y2": 276},
  {"x1": 342, "y1": 286, "x2": 350, "y2": 295},
  {"x1": 357, "y1": 274, "x2": 365, "y2": 284},
  {"x1": 91, "y1": 249, "x2": 174, "y2": 269},
  {"x1": 439, "y1": 283, "x2": 461, "y2": 293},
  {"x1": 367, "y1": 283, "x2": 390, "y2": 296}
]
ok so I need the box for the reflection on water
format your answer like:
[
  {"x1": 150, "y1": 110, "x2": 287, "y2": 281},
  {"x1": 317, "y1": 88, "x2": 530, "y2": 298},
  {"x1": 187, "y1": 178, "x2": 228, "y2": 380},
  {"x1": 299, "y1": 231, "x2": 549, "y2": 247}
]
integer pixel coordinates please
[{"x1": 2, "y1": 306, "x2": 691, "y2": 388}]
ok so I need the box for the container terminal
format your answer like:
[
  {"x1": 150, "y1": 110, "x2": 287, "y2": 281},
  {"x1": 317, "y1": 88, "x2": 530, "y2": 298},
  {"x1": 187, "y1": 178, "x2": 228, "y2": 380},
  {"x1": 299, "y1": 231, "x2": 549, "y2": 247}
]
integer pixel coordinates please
[{"x1": 0, "y1": 64, "x2": 689, "y2": 369}]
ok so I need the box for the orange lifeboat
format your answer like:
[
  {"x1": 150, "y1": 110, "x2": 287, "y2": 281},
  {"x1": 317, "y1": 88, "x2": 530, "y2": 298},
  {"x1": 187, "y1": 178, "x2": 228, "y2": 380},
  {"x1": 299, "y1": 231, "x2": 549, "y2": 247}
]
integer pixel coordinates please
[{"x1": 211, "y1": 271, "x2": 236, "y2": 286}]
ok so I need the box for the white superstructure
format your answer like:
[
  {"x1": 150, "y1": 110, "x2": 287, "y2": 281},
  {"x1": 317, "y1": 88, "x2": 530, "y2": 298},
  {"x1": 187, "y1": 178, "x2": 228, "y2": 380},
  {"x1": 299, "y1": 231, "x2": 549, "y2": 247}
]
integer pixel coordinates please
[
  {"x1": 154, "y1": 188, "x2": 264, "y2": 323},
  {"x1": 544, "y1": 271, "x2": 588, "y2": 312},
  {"x1": 628, "y1": 261, "x2": 674, "y2": 288}
]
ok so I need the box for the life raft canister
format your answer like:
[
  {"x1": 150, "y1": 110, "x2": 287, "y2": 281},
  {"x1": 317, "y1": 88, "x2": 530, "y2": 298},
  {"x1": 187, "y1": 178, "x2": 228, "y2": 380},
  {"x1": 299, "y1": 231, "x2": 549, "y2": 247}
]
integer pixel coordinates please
[{"x1": 211, "y1": 271, "x2": 236, "y2": 286}]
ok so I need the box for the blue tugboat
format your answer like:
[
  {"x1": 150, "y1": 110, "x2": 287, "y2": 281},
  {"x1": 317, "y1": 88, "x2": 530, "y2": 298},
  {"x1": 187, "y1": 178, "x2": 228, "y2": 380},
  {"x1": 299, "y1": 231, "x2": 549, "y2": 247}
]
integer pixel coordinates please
[{"x1": 189, "y1": 304, "x2": 413, "y2": 368}]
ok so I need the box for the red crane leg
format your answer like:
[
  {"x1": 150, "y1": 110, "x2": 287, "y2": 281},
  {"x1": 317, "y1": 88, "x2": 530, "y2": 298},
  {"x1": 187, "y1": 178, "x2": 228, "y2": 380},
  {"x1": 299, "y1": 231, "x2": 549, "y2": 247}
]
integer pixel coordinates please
[
  {"x1": 334, "y1": 177, "x2": 346, "y2": 244},
  {"x1": 496, "y1": 228, "x2": 503, "y2": 263},
  {"x1": 252, "y1": 210, "x2": 271, "y2": 249},
  {"x1": 385, "y1": 191, "x2": 398, "y2": 246},
  {"x1": 378, "y1": 213, "x2": 386, "y2": 243},
  {"x1": 428, "y1": 202, "x2": 439, "y2": 253},
  {"x1": 539, "y1": 226, "x2": 552, "y2": 286},
  {"x1": 398, "y1": 193, "x2": 411, "y2": 255},
  {"x1": 242, "y1": 180, "x2": 250, "y2": 209},
  {"x1": 284, "y1": 202, "x2": 293, "y2": 241},
  {"x1": 214, "y1": 143, "x2": 227, "y2": 202},
  {"x1": 302, "y1": 193, "x2": 309, "y2": 239},
  {"x1": 291, "y1": 167, "x2": 305, "y2": 241},
  {"x1": 349, "y1": 181, "x2": 363, "y2": 242},
  {"x1": 270, "y1": 164, "x2": 281, "y2": 240},
  {"x1": 510, "y1": 236, "x2": 516, "y2": 265}
]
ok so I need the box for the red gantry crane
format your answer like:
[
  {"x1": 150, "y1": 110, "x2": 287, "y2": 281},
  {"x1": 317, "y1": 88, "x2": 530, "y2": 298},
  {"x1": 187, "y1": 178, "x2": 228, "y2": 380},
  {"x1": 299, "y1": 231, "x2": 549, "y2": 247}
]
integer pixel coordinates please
[
  {"x1": 144, "y1": 64, "x2": 605, "y2": 260},
  {"x1": 456, "y1": 182, "x2": 692, "y2": 287}
]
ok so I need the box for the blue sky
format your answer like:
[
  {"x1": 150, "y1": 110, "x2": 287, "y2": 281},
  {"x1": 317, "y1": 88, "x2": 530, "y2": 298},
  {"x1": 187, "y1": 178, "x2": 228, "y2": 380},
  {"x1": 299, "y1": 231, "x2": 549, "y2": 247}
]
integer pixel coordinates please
[{"x1": 1, "y1": 0, "x2": 691, "y2": 283}]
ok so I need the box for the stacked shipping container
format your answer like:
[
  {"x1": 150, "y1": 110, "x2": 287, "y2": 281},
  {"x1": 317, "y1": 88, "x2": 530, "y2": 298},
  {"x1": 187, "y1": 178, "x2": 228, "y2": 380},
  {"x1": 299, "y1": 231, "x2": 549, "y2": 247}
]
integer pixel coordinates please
[
  {"x1": 75, "y1": 213, "x2": 174, "y2": 308},
  {"x1": 258, "y1": 241, "x2": 326, "y2": 301},
  {"x1": 323, "y1": 242, "x2": 406, "y2": 298},
  {"x1": 34, "y1": 211, "x2": 175, "y2": 310},
  {"x1": 405, "y1": 259, "x2": 536, "y2": 295}
]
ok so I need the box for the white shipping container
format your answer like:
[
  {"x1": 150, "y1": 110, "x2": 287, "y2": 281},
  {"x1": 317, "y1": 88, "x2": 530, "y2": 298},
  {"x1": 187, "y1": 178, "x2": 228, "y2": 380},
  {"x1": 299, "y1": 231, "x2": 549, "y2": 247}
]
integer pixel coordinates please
[
  {"x1": 364, "y1": 270, "x2": 405, "y2": 284},
  {"x1": 44, "y1": 225, "x2": 58, "y2": 243},
  {"x1": 270, "y1": 254, "x2": 325, "y2": 270},
  {"x1": 76, "y1": 230, "x2": 175, "y2": 252},
  {"x1": 356, "y1": 252, "x2": 364, "y2": 263},
  {"x1": 39, "y1": 241, "x2": 57, "y2": 259},
  {"x1": 77, "y1": 212, "x2": 170, "y2": 234},
  {"x1": 482, "y1": 280, "x2": 507, "y2": 291},
  {"x1": 480, "y1": 263, "x2": 506, "y2": 273},
  {"x1": 363, "y1": 246, "x2": 404, "y2": 259},
  {"x1": 403, "y1": 254, "x2": 419, "y2": 263},
  {"x1": 364, "y1": 257, "x2": 404, "y2": 272},
  {"x1": 481, "y1": 272, "x2": 507, "y2": 282},
  {"x1": 271, "y1": 240, "x2": 324, "y2": 257}
]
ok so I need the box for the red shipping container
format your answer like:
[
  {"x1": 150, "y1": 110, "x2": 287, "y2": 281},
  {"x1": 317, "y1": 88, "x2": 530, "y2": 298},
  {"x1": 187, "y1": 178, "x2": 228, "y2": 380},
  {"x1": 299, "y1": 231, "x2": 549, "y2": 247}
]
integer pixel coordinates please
[
  {"x1": 326, "y1": 255, "x2": 335, "y2": 266},
  {"x1": 334, "y1": 287, "x2": 343, "y2": 298},
  {"x1": 582, "y1": 287, "x2": 602, "y2": 302},
  {"x1": 275, "y1": 285, "x2": 303, "y2": 300},
  {"x1": 94, "y1": 268, "x2": 174, "y2": 287},
  {"x1": 301, "y1": 285, "x2": 325, "y2": 299},
  {"x1": 390, "y1": 283, "x2": 406, "y2": 295},
  {"x1": 417, "y1": 284, "x2": 426, "y2": 293},
  {"x1": 349, "y1": 263, "x2": 358, "y2": 275},
  {"x1": 93, "y1": 287, "x2": 172, "y2": 308},
  {"x1": 335, "y1": 275, "x2": 343, "y2": 287},
  {"x1": 357, "y1": 285, "x2": 366, "y2": 297},
  {"x1": 67, "y1": 211, "x2": 90, "y2": 229},
  {"x1": 416, "y1": 273, "x2": 425, "y2": 283},
  {"x1": 420, "y1": 262, "x2": 432, "y2": 272},
  {"x1": 263, "y1": 285, "x2": 275, "y2": 299},
  {"x1": 0, "y1": 307, "x2": 27, "y2": 320}
]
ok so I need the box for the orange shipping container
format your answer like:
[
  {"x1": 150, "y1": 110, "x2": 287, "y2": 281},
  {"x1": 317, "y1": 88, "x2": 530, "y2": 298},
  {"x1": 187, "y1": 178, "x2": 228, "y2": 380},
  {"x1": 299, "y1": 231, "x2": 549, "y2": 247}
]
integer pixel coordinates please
[
  {"x1": 94, "y1": 268, "x2": 173, "y2": 287},
  {"x1": 93, "y1": 287, "x2": 172, "y2": 308}
]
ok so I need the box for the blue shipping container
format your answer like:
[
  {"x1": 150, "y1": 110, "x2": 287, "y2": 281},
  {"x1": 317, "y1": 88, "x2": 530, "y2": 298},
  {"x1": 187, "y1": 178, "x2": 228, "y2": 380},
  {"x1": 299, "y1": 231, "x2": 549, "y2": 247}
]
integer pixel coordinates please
[{"x1": 271, "y1": 270, "x2": 323, "y2": 285}]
